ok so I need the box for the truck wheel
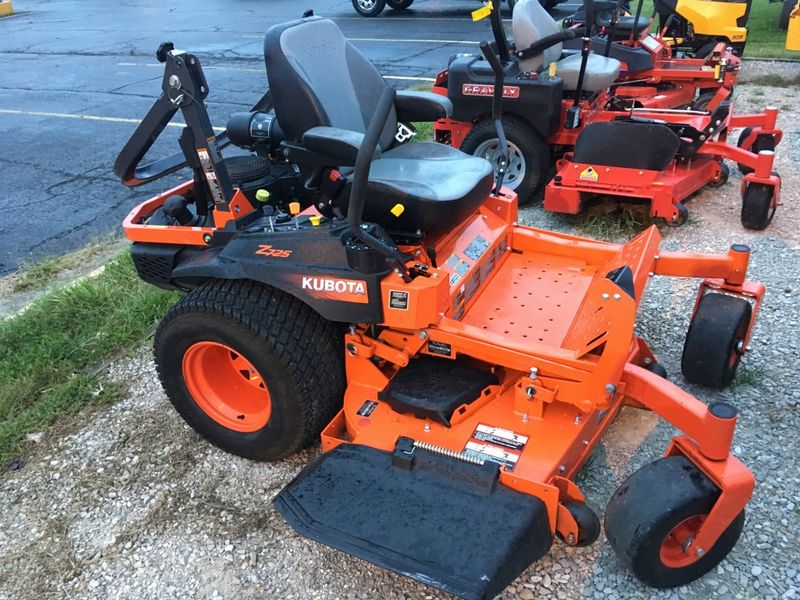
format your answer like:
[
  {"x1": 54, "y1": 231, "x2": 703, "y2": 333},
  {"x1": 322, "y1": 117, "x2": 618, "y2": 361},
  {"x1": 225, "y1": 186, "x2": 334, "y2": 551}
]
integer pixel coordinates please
[
  {"x1": 387, "y1": 0, "x2": 413, "y2": 9},
  {"x1": 780, "y1": 0, "x2": 795, "y2": 30},
  {"x1": 681, "y1": 292, "x2": 751, "y2": 388},
  {"x1": 154, "y1": 280, "x2": 345, "y2": 461},
  {"x1": 605, "y1": 456, "x2": 745, "y2": 588},
  {"x1": 741, "y1": 182, "x2": 775, "y2": 230},
  {"x1": 460, "y1": 117, "x2": 551, "y2": 205},
  {"x1": 352, "y1": 0, "x2": 387, "y2": 17},
  {"x1": 736, "y1": 127, "x2": 776, "y2": 175}
]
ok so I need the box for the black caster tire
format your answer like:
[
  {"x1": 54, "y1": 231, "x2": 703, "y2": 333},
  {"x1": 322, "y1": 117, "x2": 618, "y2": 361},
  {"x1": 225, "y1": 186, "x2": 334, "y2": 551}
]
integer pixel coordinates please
[
  {"x1": 154, "y1": 280, "x2": 345, "y2": 461},
  {"x1": 387, "y1": 0, "x2": 413, "y2": 9},
  {"x1": 736, "y1": 127, "x2": 776, "y2": 175},
  {"x1": 352, "y1": 0, "x2": 387, "y2": 17},
  {"x1": 605, "y1": 456, "x2": 745, "y2": 588},
  {"x1": 780, "y1": 0, "x2": 795, "y2": 30},
  {"x1": 665, "y1": 203, "x2": 689, "y2": 227},
  {"x1": 690, "y1": 91, "x2": 716, "y2": 112},
  {"x1": 741, "y1": 182, "x2": 776, "y2": 230},
  {"x1": 707, "y1": 162, "x2": 729, "y2": 188},
  {"x1": 681, "y1": 292, "x2": 752, "y2": 388},
  {"x1": 460, "y1": 116, "x2": 551, "y2": 204},
  {"x1": 558, "y1": 501, "x2": 601, "y2": 547},
  {"x1": 645, "y1": 361, "x2": 668, "y2": 379}
]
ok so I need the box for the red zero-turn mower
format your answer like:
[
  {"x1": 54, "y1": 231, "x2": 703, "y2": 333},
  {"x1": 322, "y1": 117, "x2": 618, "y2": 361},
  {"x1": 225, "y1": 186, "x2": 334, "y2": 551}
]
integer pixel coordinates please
[
  {"x1": 433, "y1": 0, "x2": 783, "y2": 228},
  {"x1": 116, "y1": 15, "x2": 764, "y2": 600}
]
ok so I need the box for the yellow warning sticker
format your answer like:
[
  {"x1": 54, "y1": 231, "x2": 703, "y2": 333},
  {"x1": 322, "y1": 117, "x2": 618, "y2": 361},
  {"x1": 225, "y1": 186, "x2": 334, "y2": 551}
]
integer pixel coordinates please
[
  {"x1": 579, "y1": 166, "x2": 599, "y2": 182},
  {"x1": 471, "y1": 1, "x2": 492, "y2": 21}
]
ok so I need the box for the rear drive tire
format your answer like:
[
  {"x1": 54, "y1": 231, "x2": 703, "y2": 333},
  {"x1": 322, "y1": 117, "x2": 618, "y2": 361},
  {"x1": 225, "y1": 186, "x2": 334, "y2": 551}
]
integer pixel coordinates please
[
  {"x1": 690, "y1": 91, "x2": 716, "y2": 112},
  {"x1": 741, "y1": 182, "x2": 775, "y2": 230},
  {"x1": 387, "y1": 0, "x2": 413, "y2": 9},
  {"x1": 605, "y1": 456, "x2": 745, "y2": 588},
  {"x1": 352, "y1": 0, "x2": 387, "y2": 16},
  {"x1": 780, "y1": 0, "x2": 795, "y2": 30},
  {"x1": 736, "y1": 127, "x2": 776, "y2": 175},
  {"x1": 154, "y1": 280, "x2": 345, "y2": 461},
  {"x1": 681, "y1": 292, "x2": 751, "y2": 388},
  {"x1": 460, "y1": 116, "x2": 551, "y2": 204}
]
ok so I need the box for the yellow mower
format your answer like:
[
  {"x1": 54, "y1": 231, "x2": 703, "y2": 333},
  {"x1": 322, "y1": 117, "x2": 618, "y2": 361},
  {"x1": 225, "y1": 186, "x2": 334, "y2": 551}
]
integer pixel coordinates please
[
  {"x1": 782, "y1": 0, "x2": 800, "y2": 50},
  {"x1": 656, "y1": 0, "x2": 751, "y2": 55}
]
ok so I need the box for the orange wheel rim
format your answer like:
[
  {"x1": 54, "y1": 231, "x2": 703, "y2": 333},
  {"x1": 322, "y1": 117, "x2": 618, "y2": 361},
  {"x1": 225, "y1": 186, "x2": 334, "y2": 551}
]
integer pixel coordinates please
[
  {"x1": 659, "y1": 515, "x2": 706, "y2": 568},
  {"x1": 182, "y1": 341, "x2": 271, "y2": 432}
]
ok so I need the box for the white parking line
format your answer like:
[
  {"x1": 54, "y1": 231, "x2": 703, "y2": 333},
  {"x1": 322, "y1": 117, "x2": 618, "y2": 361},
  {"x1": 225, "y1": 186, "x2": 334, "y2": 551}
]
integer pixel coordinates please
[
  {"x1": 115, "y1": 62, "x2": 435, "y2": 82},
  {"x1": 0, "y1": 108, "x2": 225, "y2": 132},
  {"x1": 236, "y1": 33, "x2": 478, "y2": 44}
]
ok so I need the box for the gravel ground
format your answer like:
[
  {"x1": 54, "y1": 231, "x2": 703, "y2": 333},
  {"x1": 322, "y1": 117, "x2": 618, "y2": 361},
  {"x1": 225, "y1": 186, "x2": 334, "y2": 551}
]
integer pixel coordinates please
[{"x1": 1, "y1": 74, "x2": 799, "y2": 600}]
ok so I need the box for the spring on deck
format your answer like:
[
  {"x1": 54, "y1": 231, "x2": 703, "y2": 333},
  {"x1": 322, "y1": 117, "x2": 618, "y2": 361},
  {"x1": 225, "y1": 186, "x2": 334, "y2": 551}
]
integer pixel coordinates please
[{"x1": 413, "y1": 440, "x2": 485, "y2": 466}]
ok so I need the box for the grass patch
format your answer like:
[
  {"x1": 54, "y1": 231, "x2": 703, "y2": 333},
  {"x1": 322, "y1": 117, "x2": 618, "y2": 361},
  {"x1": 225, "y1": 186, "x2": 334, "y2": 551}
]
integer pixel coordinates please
[
  {"x1": 569, "y1": 202, "x2": 655, "y2": 240},
  {"x1": 412, "y1": 121, "x2": 435, "y2": 142},
  {"x1": 732, "y1": 363, "x2": 764, "y2": 388},
  {"x1": 12, "y1": 236, "x2": 115, "y2": 293},
  {"x1": 745, "y1": 73, "x2": 800, "y2": 88},
  {"x1": 0, "y1": 252, "x2": 176, "y2": 465}
]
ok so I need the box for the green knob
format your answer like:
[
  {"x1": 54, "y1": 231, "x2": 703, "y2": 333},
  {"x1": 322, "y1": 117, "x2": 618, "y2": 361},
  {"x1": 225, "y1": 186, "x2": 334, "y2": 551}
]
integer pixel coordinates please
[{"x1": 255, "y1": 189, "x2": 270, "y2": 203}]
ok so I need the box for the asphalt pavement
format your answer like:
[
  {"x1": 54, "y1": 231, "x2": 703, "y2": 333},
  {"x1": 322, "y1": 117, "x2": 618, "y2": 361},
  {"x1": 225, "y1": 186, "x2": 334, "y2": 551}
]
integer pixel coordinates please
[{"x1": 0, "y1": 0, "x2": 579, "y2": 273}]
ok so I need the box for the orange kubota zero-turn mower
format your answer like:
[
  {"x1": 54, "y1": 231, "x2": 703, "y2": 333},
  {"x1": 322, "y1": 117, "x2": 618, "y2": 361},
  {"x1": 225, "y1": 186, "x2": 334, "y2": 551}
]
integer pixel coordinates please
[
  {"x1": 116, "y1": 15, "x2": 763, "y2": 600},
  {"x1": 433, "y1": 0, "x2": 783, "y2": 228}
]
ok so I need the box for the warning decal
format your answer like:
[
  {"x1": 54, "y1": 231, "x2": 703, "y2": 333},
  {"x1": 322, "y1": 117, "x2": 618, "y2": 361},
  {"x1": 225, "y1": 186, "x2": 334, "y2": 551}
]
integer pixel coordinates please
[
  {"x1": 463, "y1": 424, "x2": 528, "y2": 471},
  {"x1": 472, "y1": 424, "x2": 528, "y2": 451},
  {"x1": 579, "y1": 166, "x2": 599, "y2": 182},
  {"x1": 356, "y1": 400, "x2": 378, "y2": 417}
]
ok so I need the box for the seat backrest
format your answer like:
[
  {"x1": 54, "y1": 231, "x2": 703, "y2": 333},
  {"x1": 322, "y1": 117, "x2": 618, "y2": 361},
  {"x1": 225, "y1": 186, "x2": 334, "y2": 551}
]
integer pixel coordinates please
[
  {"x1": 513, "y1": 0, "x2": 563, "y2": 72},
  {"x1": 264, "y1": 17, "x2": 398, "y2": 150}
]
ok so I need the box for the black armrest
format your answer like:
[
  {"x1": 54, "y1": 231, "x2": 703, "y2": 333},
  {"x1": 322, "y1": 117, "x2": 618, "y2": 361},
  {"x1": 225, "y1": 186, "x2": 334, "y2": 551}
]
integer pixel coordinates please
[
  {"x1": 515, "y1": 28, "x2": 583, "y2": 61},
  {"x1": 395, "y1": 91, "x2": 453, "y2": 122},
  {"x1": 302, "y1": 126, "x2": 380, "y2": 166}
]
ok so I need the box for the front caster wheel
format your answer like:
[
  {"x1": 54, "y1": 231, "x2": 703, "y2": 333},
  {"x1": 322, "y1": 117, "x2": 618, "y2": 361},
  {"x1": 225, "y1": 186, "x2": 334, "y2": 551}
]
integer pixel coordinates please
[
  {"x1": 681, "y1": 292, "x2": 752, "y2": 388},
  {"x1": 736, "y1": 127, "x2": 776, "y2": 175},
  {"x1": 557, "y1": 501, "x2": 601, "y2": 547},
  {"x1": 605, "y1": 456, "x2": 746, "y2": 588},
  {"x1": 155, "y1": 280, "x2": 345, "y2": 461},
  {"x1": 741, "y1": 182, "x2": 776, "y2": 230}
]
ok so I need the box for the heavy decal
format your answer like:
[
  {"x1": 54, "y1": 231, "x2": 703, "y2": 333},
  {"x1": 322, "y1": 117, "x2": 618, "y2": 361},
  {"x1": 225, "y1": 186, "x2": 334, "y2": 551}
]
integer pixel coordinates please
[
  {"x1": 462, "y1": 83, "x2": 520, "y2": 99},
  {"x1": 295, "y1": 275, "x2": 369, "y2": 303},
  {"x1": 255, "y1": 244, "x2": 293, "y2": 258}
]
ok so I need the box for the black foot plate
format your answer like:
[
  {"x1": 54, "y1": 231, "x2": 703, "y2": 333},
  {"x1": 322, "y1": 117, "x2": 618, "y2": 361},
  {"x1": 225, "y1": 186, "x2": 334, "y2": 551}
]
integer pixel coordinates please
[{"x1": 274, "y1": 440, "x2": 552, "y2": 600}]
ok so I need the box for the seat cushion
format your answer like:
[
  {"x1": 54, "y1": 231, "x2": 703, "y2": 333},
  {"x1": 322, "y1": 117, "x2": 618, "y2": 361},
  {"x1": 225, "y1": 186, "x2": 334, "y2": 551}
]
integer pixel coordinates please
[
  {"x1": 355, "y1": 142, "x2": 493, "y2": 233},
  {"x1": 555, "y1": 53, "x2": 622, "y2": 92}
]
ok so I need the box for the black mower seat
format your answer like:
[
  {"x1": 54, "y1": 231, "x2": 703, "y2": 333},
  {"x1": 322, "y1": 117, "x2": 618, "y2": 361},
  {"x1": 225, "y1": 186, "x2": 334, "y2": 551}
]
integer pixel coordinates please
[
  {"x1": 513, "y1": 0, "x2": 622, "y2": 92},
  {"x1": 362, "y1": 142, "x2": 492, "y2": 232},
  {"x1": 264, "y1": 17, "x2": 493, "y2": 234}
]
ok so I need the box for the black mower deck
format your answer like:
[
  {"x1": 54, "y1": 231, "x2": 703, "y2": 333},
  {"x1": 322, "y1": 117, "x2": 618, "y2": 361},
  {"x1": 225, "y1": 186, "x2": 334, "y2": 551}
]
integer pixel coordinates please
[{"x1": 274, "y1": 439, "x2": 552, "y2": 600}]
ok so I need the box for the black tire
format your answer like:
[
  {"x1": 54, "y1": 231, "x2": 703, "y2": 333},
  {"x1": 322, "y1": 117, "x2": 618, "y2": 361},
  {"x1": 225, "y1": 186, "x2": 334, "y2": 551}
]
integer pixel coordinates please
[
  {"x1": 741, "y1": 182, "x2": 775, "y2": 230},
  {"x1": 707, "y1": 162, "x2": 729, "y2": 188},
  {"x1": 352, "y1": 0, "x2": 386, "y2": 17},
  {"x1": 665, "y1": 202, "x2": 689, "y2": 227},
  {"x1": 605, "y1": 456, "x2": 745, "y2": 588},
  {"x1": 506, "y1": 0, "x2": 516, "y2": 13},
  {"x1": 780, "y1": 0, "x2": 795, "y2": 30},
  {"x1": 459, "y1": 116, "x2": 551, "y2": 204},
  {"x1": 645, "y1": 361, "x2": 668, "y2": 379},
  {"x1": 154, "y1": 280, "x2": 345, "y2": 461},
  {"x1": 387, "y1": 0, "x2": 413, "y2": 9},
  {"x1": 558, "y1": 501, "x2": 601, "y2": 547},
  {"x1": 736, "y1": 127, "x2": 776, "y2": 175},
  {"x1": 690, "y1": 91, "x2": 716, "y2": 112},
  {"x1": 681, "y1": 292, "x2": 752, "y2": 388}
]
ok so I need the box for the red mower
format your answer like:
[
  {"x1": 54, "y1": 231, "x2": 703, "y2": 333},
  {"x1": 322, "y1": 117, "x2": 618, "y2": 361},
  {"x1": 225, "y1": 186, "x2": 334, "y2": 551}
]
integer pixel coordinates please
[{"x1": 432, "y1": 0, "x2": 783, "y2": 228}]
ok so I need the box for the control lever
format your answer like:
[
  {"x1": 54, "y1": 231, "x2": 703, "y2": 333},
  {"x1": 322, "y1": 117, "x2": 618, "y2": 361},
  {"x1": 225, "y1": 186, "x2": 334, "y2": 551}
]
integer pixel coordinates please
[{"x1": 479, "y1": 40, "x2": 509, "y2": 194}]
